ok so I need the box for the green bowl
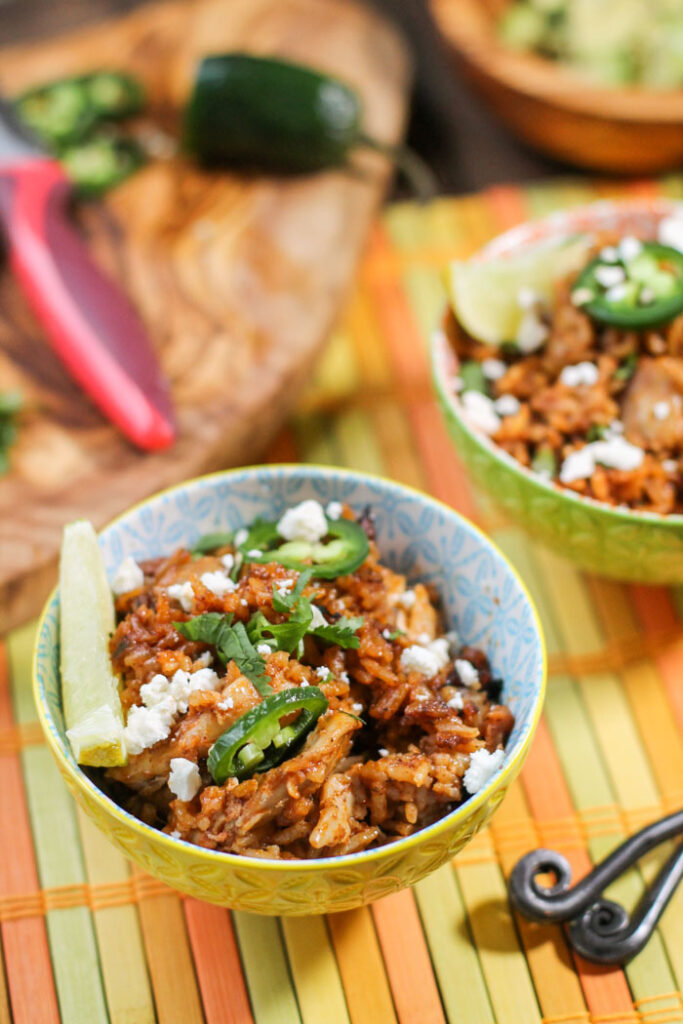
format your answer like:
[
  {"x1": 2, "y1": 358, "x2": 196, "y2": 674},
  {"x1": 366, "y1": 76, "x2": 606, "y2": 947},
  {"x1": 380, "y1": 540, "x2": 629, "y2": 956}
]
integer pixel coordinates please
[{"x1": 432, "y1": 198, "x2": 683, "y2": 584}]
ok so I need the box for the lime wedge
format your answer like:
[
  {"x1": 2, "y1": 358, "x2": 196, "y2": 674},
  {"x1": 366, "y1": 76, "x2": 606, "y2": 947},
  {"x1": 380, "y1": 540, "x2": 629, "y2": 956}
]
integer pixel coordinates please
[
  {"x1": 448, "y1": 235, "x2": 590, "y2": 344},
  {"x1": 60, "y1": 520, "x2": 127, "y2": 766}
]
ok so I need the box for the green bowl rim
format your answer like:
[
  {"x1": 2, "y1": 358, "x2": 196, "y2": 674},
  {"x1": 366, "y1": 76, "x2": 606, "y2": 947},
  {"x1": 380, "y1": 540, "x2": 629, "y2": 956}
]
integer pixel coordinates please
[{"x1": 33, "y1": 463, "x2": 547, "y2": 874}]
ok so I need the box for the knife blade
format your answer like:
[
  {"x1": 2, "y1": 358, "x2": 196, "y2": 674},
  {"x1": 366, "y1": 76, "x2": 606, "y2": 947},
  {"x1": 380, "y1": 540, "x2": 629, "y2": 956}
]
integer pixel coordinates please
[{"x1": 0, "y1": 94, "x2": 175, "y2": 451}]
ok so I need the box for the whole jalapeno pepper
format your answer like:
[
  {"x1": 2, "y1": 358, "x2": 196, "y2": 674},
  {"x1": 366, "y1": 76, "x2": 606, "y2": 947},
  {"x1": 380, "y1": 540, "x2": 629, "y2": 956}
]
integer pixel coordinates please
[
  {"x1": 207, "y1": 685, "x2": 329, "y2": 783},
  {"x1": 184, "y1": 53, "x2": 436, "y2": 200}
]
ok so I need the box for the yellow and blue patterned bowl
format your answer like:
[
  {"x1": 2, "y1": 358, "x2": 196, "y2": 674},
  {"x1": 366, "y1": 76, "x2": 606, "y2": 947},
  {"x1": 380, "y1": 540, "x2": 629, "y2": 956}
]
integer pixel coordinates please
[
  {"x1": 33, "y1": 465, "x2": 546, "y2": 916},
  {"x1": 433, "y1": 198, "x2": 683, "y2": 584}
]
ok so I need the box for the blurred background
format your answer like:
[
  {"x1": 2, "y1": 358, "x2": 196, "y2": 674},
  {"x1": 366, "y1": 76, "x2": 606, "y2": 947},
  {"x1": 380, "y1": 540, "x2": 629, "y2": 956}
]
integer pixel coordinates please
[{"x1": 0, "y1": 0, "x2": 585, "y2": 195}]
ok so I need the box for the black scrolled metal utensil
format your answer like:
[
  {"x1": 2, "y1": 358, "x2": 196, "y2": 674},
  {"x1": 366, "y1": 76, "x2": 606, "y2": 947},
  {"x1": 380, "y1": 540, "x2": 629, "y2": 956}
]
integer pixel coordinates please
[{"x1": 508, "y1": 809, "x2": 683, "y2": 966}]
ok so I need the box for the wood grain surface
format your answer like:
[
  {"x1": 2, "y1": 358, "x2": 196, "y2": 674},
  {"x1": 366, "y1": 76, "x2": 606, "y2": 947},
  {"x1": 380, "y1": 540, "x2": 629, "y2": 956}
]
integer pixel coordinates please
[{"x1": 0, "y1": 0, "x2": 409, "y2": 632}]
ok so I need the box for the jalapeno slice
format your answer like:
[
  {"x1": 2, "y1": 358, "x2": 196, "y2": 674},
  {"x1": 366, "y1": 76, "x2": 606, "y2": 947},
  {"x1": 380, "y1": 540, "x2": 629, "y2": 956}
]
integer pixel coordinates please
[
  {"x1": 61, "y1": 135, "x2": 146, "y2": 196},
  {"x1": 207, "y1": 686, "x2": 328, "y2": 783},
  {"x1": 16, "y1": 71, "x2": 145, "y2": 150},
  {"x1": 574, "y1": 241, "x2": 683, "y2": 329},
  {"x1": 238, "y1": 516, "x2": 369, "y2": 579}
]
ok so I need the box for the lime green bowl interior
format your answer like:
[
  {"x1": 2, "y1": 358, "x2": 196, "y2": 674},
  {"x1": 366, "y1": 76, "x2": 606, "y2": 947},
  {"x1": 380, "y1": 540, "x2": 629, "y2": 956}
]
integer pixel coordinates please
[
  {"x1": 33, "y1": 465, "x2": 546, "y2": 916},
  {"x1": 433, "y1": 198, "x2": 683, "y2": 585}
]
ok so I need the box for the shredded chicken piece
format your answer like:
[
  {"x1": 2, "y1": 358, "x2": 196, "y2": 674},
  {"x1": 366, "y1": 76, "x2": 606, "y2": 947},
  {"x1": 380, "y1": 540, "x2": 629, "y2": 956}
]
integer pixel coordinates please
[{"x1": 623, "y1": 357, "x2": 683, "y2": 452}]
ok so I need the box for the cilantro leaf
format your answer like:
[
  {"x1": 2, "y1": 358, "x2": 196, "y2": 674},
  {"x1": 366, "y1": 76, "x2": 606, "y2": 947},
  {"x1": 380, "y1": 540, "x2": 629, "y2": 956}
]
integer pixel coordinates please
[
  {"x1": 191, "y1": 531, "x2": 234, "y2": 556},
  {"x1": 272, "y1": 568, "x2": 314, "y2": 612},
  {"x1": 311, "y1": 616, "x2": 364, "y2": 650},
  {"x1": 247, "y1": 601, "x2": 313, "y2": 655},
  {"x1": 238, "y1": 517, "x2": 279, "y2": 554},
  {"x1": 614, "y1": 352, "x2": 638, "y2": 382},
  {"x1": 175, "y1": 613, "x2": 272, "y2": 695}
]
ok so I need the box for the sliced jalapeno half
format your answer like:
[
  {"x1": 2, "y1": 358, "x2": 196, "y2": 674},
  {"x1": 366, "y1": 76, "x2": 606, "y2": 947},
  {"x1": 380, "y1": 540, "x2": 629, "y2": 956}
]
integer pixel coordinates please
[
  {"x1": 238, "y1": 516, "x2": 369, "y2": 579},
  {"x1": 207, "y1": 686, "x2": 328, "y2": 783},
  {"x1": 574, "y1": 241, "x2": 683, "y2": 329}
]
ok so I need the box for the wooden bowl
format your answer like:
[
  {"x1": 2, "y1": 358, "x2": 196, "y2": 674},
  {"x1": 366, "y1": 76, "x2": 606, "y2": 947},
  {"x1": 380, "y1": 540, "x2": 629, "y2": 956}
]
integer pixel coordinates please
[{"x1": 431, "y1": 0, "x2": 683, "y2": 174}]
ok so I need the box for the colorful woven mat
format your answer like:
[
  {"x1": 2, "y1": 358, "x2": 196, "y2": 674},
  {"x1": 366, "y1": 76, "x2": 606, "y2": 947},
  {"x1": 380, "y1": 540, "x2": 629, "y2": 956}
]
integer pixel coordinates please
[{"x1": 3, "y1": 177, "x2": 683, "y2": 1024}]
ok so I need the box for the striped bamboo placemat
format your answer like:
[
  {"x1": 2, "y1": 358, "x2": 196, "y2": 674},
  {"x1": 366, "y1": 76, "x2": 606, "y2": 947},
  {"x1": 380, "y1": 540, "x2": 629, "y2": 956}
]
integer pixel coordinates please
[{"x1": 2, "y1": 176, "x2": 683, "y2": 1024}]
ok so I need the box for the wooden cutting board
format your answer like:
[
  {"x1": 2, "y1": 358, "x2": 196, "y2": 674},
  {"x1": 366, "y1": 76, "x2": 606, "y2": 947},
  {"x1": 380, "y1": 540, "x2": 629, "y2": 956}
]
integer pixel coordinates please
[{"x1": 0, "y1": 0, "x2": 409, "y2": 632}]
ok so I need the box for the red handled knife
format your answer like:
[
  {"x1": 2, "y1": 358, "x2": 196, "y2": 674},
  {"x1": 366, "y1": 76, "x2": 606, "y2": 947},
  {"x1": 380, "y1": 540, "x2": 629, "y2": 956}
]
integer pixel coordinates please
[{"x1": 0, "y1": 95, "x2": 175, "y2": 451}]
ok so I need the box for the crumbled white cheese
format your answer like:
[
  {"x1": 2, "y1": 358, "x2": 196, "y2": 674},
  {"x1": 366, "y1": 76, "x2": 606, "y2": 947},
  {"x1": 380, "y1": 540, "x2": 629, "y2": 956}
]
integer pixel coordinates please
[
  {"x1": 482, "y1": 358, "x2": 506, "y2": 381},
  {"x1": 240, "y1": 598, "x2": 248, "y2": 607},
  {"x1": 234, "y1": 528, "x2": 248, "y2": 547},
  {"x1": 461, "y1": 391, "x2": 501, "y2": 436},
  {"x1": 325, "y1": 501, "x2": 343, "y2": 520},
  {"x1": 166, "y1": 581, "x2": 195, "y2": 613},
  {"x1": 658, "y1": 215, "x2": 683, "y2": 253},
  {"x1": 560, "y1": 436, "x2": 644, "y2": 484},
  {"x1": 605, "y1": 283, "x2": 630, "y2": 304},
  {"x1": 559, "y1": 361, "x2": 599, "y2": 388},
  {"x1": 277, "y1": 499, "x2": 328, "y2": 543},
  {"x1": 257, "y1": 643, "x2": 272, "y2": 657},
  {"x1": 455, "y1": 659, "x2": 480, "y2": 687},
  {"x1": 220, "y1": 553, "x2": 235, "y2": 572},
  {"x1": 398, "y1": 589, "x2": 416, "y2": 609},
  {"x1": 170, "y1": 667, "x2": 220, "y2": 713},
  {"x1": 609, "y1": 420, "x2": 624, "y2": 435},
  {"x1": 663, "y1": 459, "x2": 678, "y2": 473},
  {"x1": 517, "y1": 286, "x2": 541, "y2": 309},
  {"x1": 401, "y1": 639, "x2": 450, "y2": 678},
  {"x1": 378, "y1": 748, "x2": 389, "y2": 757},
  {"x1": 654, "y1": 401, "x2": 670, "y2": 421},
  {"x1": 559, "y1": 446, "x2": 596, "y2": 484},
  {"x1": 275, "y1": 578, "x2": 295, "y2": 598},
  {"x1": 315, "y1": 666, "x2": 332, "y2": 681},
  {"x1": 599, "y1": 245, "x2": 619, "y2": 263},
  {"x1": 247, "y1": 549, "x2": 262, "y2": 558},
  {"x1": 309, "y1": 605, "x2": 327, "y2": 630},
  {"x1": 416, "y1": 632, "x2": 432, "y2": 645},
  {"x1": 571, "y1": 287, "x2": 594, "y2": 307},
  {"x1": 494, "y1": 394, "x2": 520, "y2": 417},
  {"x1": 200, "y1": 570, "x2": 236, "y2": 597},
  {"x1": 194, "y1": 651, "x2": 212, "y2": 669},
  {"x1": 139, "y1": 674, "x2": 172, "y2": 708},
  {"x1": 594, "y1": 264, "x2": 625, "y2": 288},
  {"x1": 300, "y1": 680, "x2": 309, "y2": 687},
  {"x1": 168, "y1": 758, "x2": 201, "y2": 802},
  {"x1": 124, "y1": 701, "x2": 175, "y2": 755},
  {"x1": 111, "y1": 556, "x2": 144, "y2": 596},
  {"x1": 351, "y1": 701, "x2": 364, "y2": 713},
  {"x1": 382, "y1": 628, "x2": 392, "y2": 640},
  {"x1": 170, "y1": 830, "x2": 181, "y2": 839},
  {"x1": 619, "y1": 236, "x2": 643, "y2": 262},
  {"x1": 339, "y1": 670, "x2": 350, "y2": 684},
  {"x1": 447, "y1": 692, "x2": 464, "y2": 710},
  {"x1": 217, "y1": 695, "x2": 234, "y2": 710},
  {"x1": 464, "y1": 748, "x2": 505, "y2": 794},
  {"x1": 516, "y1": 310, "x2": 549, "y2": 354},
  {"x1": 139, "y1": 667, "x2": 219, "y2": 716}
]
